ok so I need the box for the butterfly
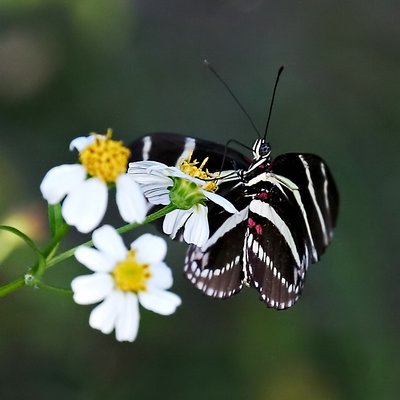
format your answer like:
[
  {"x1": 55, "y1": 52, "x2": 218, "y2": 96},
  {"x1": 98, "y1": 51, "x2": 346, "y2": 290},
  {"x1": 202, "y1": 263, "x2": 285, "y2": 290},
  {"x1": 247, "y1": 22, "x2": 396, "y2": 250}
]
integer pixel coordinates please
[
  {"x1": 129, "y1": 130, "x2": 339, "y2": 310},
  {"x1": 129, "y1": 65, "x2": 339, "y2": 309}
]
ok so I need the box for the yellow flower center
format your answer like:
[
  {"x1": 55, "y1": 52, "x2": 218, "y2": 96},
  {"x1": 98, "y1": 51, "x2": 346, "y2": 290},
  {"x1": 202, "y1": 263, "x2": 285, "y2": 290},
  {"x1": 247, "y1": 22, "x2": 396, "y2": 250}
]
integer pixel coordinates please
[
  {"x1": 179, "y1": 152, "x2": 218, "y2": 192},
  {"x1": 79, "y1": 129, "x2": 131, "y2": 183},
  {"x1": 112, "y1": 249, "x2": 151, "y2": 292}
]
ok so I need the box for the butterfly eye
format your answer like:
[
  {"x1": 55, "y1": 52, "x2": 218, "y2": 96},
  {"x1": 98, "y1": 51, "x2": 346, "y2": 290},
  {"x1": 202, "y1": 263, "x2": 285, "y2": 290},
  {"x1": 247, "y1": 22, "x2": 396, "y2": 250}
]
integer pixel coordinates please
[{"x1": 259, "y1": 142, "x2": 271, "y2": 156}]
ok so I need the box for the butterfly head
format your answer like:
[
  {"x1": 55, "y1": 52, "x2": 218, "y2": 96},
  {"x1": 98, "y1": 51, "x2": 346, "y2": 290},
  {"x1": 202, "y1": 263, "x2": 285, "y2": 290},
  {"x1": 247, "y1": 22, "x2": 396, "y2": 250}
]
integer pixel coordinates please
[{"x1": 252, "y1": 138, "x2": 271, "y2": 161}]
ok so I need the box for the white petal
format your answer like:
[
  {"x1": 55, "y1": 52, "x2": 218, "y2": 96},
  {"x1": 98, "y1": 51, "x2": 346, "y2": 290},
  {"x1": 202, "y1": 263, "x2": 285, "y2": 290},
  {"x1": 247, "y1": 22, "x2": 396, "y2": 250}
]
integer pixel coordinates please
[
  {"x1": 139, "y1": 184, "x2": 171, "y2": 205},
  {"x1": 128, "y1": 163, "x2": 172, "y2": 199},
  {"x1": 92, "y1": 225, "x2": 127, "y2": 263},
  {"x1": 138, "y1": 288, "x2": 181, "y2": 315},
  {"x1": 116, "y1": 174, "x2": 147, "y2": 223},
  {"x1": 115, "y1": 292, "x2": 140, "y2": 342},
  {"x1": 139, "y1": 161, "x2": 203, "y2": 185},
  {"x1": 202, "y1": 190, "x2": 239, "y2": 214},
  {"x1": 128, "y1": 161, "x2": 180, "y2": 177},
  {"x1": 130, "y1": 234, "x2": 167, "y2": 265},
  {"x1": 128, "y1": 161, "x2": 172, "y2": 184},
  {"x1": 74, "y1": 246, "x2": 115, "y2": 273},
  {"x1": 129, "y1": 160, "x2": 204, "y2": 185},
  {"x1": 69, "y1": 135, "x2": 96, "y2": 152},
  {"x1": 128, "y1": 161, "x2": 183, "y2": 206},
  {"x1": 89, "y1": 290, "x2": 122, "y2": 334},
  {"x1": 128, "y1": 160, "x2": 167, "y2": 172},
  {"x1": 163, "y1": 209, "x2": 191, "y2": 239},
  {"x1": 129, "y1": 171, "x2": 172, "y2": 187},
  {"x1": 183, "y1": 204, "x2": 209, "y2": 247},
  {"x1": 62, "y1": 177, "x2": 107, "y2": 233},
  {"x1": 40, "y1": 164, "x2": 86, "y2": 204},
  {"x1": 148, "y1": 262, "x2": 173, "y2": 290},
  {"x1": 71, "y1": 273, "x2": 114, "y2": 305}
]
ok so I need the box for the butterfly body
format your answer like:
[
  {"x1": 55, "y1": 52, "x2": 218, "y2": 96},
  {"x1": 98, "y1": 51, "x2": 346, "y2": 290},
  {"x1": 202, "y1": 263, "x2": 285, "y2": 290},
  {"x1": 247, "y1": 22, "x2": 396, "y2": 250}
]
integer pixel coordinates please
[{"x1": 130, "y1": 132, "x2": 339, "y2": 309}]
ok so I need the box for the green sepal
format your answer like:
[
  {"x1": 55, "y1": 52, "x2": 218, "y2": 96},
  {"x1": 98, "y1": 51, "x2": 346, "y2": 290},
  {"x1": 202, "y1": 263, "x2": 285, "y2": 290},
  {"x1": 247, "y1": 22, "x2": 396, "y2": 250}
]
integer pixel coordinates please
[{"x1": 169, "y1": 178, "x2": 207, "y2": 210}]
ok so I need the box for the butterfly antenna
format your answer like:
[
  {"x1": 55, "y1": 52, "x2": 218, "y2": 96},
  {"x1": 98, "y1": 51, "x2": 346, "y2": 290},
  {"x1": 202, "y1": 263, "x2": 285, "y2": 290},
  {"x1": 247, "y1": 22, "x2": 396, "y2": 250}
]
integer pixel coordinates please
[
  {"x1": 264, "y1": 65, "x2": 284, "y2": 140},
  {"x1": 204, "y1": 59, "x2": 261, "y2": 138}
]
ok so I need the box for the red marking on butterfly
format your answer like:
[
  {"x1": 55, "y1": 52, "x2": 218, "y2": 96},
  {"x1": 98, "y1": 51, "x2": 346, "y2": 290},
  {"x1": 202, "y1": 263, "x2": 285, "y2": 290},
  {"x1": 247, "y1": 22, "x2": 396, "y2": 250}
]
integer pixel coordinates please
[
  {"x1": 248, "y1": 217, "x2": 263, "y2": 236},
  {"x1": 255, "y1": 192, "x2": 269, "y2": 200}
]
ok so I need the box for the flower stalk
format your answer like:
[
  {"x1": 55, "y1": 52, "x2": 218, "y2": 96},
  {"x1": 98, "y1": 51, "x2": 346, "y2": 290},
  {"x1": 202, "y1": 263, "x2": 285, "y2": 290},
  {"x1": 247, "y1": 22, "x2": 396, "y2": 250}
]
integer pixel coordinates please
[
  {"x1": 0, "y1": 276, "x2": 25, "y2": 298},
  {"x1": 0, "y1": 204, "x2": 177, "y2": 298}
]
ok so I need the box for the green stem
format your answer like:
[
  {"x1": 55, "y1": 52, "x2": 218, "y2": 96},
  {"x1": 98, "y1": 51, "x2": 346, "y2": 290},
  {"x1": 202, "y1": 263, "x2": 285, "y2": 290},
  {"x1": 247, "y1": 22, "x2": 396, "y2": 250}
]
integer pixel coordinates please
[
  {"x1": 43, "y1": 223, "x2": 69, "y2": 259},
  {"x1": 36, "y1": 281, "x2": 72, "y2": 296},
  {"x1": 0, "y1": 204, "x2": 177, "y2": 298},
  {"x1": 46, "y1": 204, "x2": 177, "y2": 269},
  {"x1": 117, "y1": 203, "x2": 177, "y2": 234},
  {"x1": 0, "y1": 276, "x2": 25, "y2": 298}
]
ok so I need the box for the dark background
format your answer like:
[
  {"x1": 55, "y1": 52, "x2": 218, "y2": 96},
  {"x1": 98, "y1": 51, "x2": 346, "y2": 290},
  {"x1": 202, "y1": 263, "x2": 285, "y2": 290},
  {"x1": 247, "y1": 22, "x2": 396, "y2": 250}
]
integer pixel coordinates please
[{"x1": 0, "y1": 1, "x2": 399, "y2": 399}]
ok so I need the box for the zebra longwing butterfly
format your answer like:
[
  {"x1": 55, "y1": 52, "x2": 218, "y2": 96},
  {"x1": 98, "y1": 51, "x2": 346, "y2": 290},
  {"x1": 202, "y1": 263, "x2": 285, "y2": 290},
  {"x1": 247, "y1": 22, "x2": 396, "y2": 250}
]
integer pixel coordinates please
[{"x1": 129, "y1": 132, "x2": 339, "y2": 310}]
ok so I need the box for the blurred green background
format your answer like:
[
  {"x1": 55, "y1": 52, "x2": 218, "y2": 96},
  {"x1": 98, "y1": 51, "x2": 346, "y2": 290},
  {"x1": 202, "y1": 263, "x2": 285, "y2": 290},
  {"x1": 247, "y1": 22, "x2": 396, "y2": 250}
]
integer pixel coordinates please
[{"x1": 0, "y1": 1, "x2": 399, "y2": 399}]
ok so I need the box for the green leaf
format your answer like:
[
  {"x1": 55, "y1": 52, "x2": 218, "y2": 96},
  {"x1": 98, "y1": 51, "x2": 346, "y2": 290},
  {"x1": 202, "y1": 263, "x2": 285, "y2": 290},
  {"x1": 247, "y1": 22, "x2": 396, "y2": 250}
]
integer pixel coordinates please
[
  {"x1": 0, "y1": 225, "x2": 43, "y2": 259},
  {"x1": 47, "y1": 203, "x2": 64, "y2": 237},
  {"x1": 43, "y1": 204, "x2": 69, "y2": 260},
  {"x1": 0, "y1": 225, "x2": 48, "y2": 281}
]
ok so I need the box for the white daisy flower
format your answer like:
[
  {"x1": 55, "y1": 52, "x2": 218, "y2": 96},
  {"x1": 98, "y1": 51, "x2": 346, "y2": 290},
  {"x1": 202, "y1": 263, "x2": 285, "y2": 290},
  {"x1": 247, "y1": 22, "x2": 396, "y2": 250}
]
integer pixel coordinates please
[
  {"x1": 128, "y1": 154, "x2": 238, "y2": 247},
  {"x1": 40, "y1": 130, "x2": 147, "y2": 233},
  {"x1": 71, "y1": 225, "x2": 181, "y2": 342}
]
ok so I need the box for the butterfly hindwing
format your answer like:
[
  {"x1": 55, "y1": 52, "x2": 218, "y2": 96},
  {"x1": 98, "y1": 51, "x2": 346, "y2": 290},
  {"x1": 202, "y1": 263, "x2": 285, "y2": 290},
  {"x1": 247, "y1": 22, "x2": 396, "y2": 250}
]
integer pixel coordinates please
[
  {"x1": 246, "y1": 190, "x2": 307, "y2": 309},
  {"x1": 184, "y1": 207, "x2": 249, "y2": 298},
  {"x1": 183, "y1": 179, "x2": 252, "y2": 298}
]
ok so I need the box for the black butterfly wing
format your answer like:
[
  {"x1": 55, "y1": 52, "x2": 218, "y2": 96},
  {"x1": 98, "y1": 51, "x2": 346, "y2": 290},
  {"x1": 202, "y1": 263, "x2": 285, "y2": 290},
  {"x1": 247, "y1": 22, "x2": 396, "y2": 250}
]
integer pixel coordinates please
[
  {"x1": 128, "y1": 132, "x2": 251, "y2": 239},
  {"x1": 246, "y1": 153, "x2": 339, "y2": 309},
  {"x1": 270, "y1": 153, "x2": 339, "y2": 258},
  {"x1": 184, "y1": 186, "x2": 250, "y2": 298},
  {"x1": 129, "y1": 134, "x2": 339, "y2": 307},
  {"x1": 129, "y1": 132, "x2": 250, "y2": 171}
]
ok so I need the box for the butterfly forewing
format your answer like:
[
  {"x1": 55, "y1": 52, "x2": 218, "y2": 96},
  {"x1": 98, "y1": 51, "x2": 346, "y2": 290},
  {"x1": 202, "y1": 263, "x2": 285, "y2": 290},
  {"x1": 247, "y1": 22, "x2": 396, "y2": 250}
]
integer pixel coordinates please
[
  {"x1": 245, "y1": 153, "x2": 339, "y2": 309},
  {"x1": 129, "y1": 132, "x2": 250, "y2": 171},
  {"x1": 270, "y1": 153, "x2": 339, "y2": 259},
  {"x1": 129, "y1": 132, "x2": 251, "y2": 240}
]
